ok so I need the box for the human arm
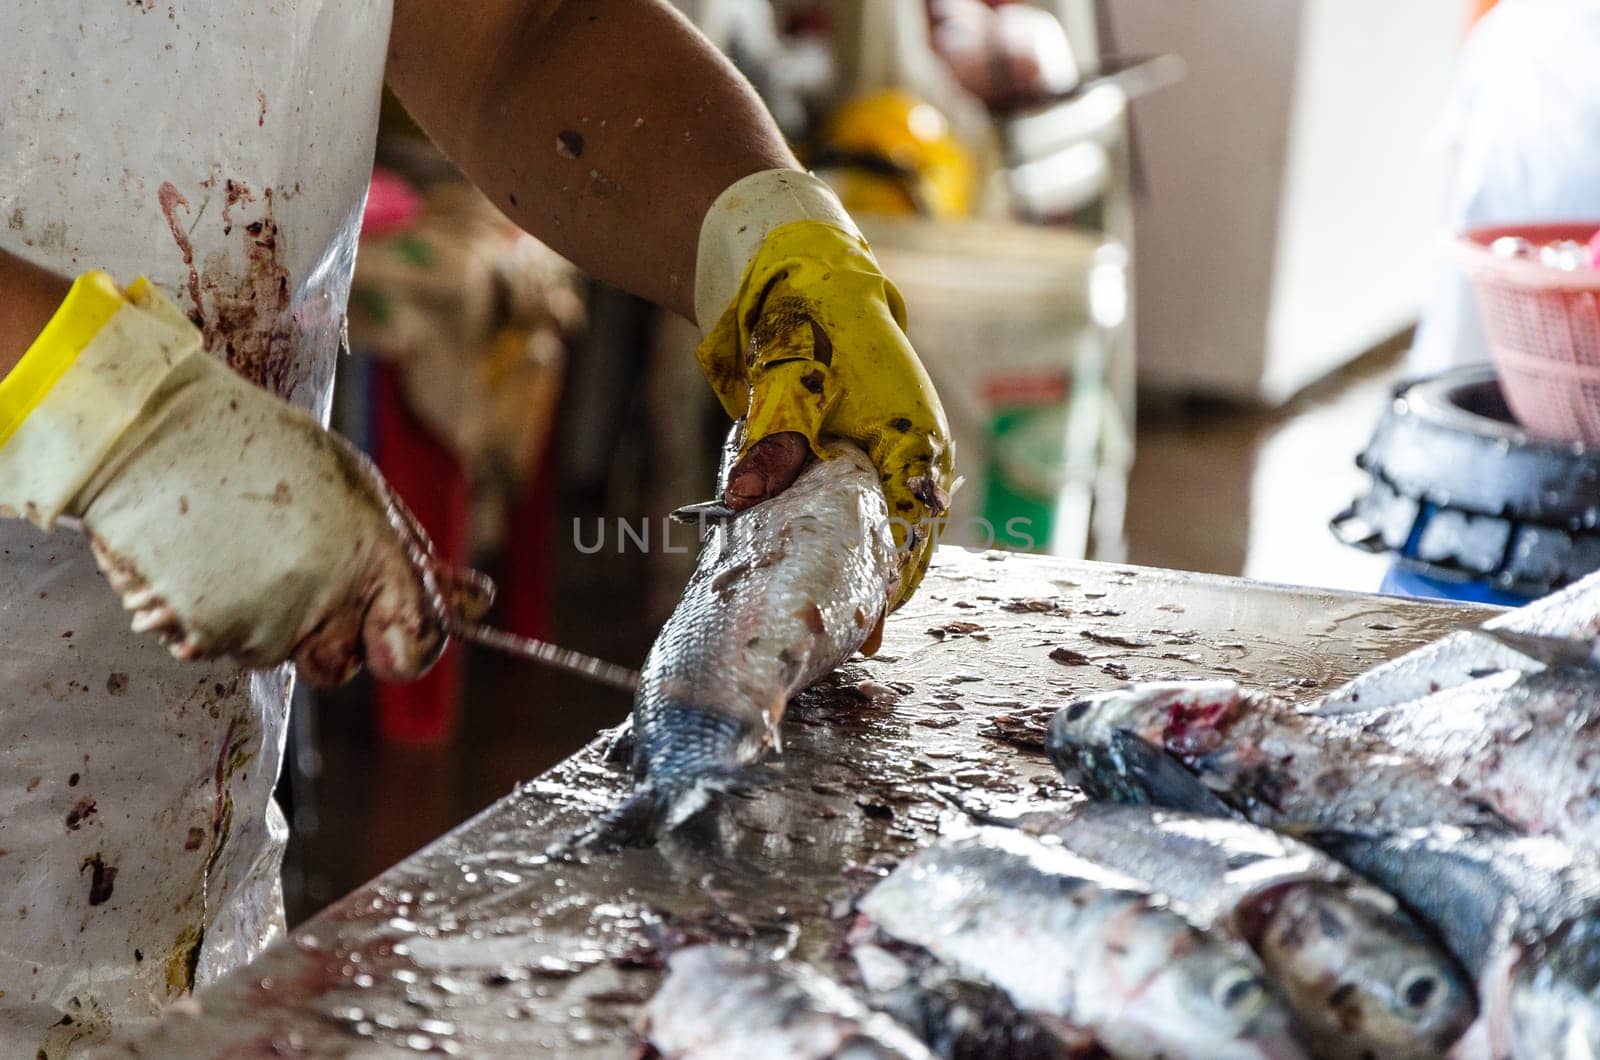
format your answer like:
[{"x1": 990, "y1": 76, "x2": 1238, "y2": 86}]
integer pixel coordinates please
[
  {"x1": 387, "y1": 1, "x2": 955, "y2": 604},
  {"x1": 386, "y1": 0, "x2": 794, "y2": 321}
]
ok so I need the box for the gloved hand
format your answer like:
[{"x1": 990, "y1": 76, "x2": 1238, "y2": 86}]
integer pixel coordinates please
[
  {"x1": 0, "y1": 270, "x2": 490, "y2": 685},
  {"x1": 695, "y1": 170, "x2": 954, "y2": 608}
]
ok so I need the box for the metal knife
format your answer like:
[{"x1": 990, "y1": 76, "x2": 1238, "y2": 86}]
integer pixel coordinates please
[{"x1": 448, "y1": 621, "x2": 640, "y2": 693}]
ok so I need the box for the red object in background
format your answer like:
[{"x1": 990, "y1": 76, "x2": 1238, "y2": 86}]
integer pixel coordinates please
[
  {"x1": 368, "y1": 362, "x2": 557, "y2": 746},
  {"x1": 498, "y1": 438, "x2": 555, "y2": 644},
  {"x1": 371, "y1": 363, "x2": 471, "y2": 745},
  {"x1": 358, "y1": 167, "x2": 557, "y2": 745},
  {"x1": 362, "y1": 168, "x2": 424, "y2": 238}
]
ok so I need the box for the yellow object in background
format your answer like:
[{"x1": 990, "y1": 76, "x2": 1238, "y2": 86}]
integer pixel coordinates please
[{"x1": 814, "y1": 90, "x2": 977, "y2": 219}]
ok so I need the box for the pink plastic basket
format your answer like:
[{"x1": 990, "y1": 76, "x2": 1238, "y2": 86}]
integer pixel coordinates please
[{"x1": 1456, "y1": 222, "x2": 1600, "y2": 443}]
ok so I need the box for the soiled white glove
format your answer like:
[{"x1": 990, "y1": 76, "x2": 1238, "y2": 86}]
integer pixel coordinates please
[{"x1": 0, "y1": 273, "x2": 486, "y2": 685}]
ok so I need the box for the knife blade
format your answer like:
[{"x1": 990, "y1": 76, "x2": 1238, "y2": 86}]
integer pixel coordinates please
[{"x1": 449, "y1": 621, "x2": 640, "y2": 693}]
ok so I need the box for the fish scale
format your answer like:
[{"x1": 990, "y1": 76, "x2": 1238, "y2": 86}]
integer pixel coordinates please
[
  {"x1": 991, "y1": 802, "x2": 1476, "y2": 1060},
  {"x1": 859, "y1": 827, "x2": 1309, "y2": 1060},
  {"x1": 1317, "y1": 665, "x2": 1600, "y2": 857}
]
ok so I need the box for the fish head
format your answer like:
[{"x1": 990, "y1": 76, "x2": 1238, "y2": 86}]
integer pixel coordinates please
[
  {"x1": 1509, "y1": 917, "x2": 1600, "y2": 1060},
  {"x1": 1241, "y1": 881, "x2": 1476, "y2": 1059},
  {"x1": 1046, "y1": 681, "x2": 1247, "y2": 807},
  {"x1": 1113, "y1": 931, "x2": 1306, "y2": 1060}
]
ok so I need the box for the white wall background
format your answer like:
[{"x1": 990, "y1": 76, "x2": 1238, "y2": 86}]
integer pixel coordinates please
[{"x1": 1110, "y1": 0, "x2": 1463, "y2": 402}]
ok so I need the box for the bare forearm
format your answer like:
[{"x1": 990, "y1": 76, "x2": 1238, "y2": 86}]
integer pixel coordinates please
[
  {"x1": 387, "y1": 0, "x2": 796, "y2": 320},
  {"x1": 0, "y1": 250, "x2": 71, "y2": 375}
]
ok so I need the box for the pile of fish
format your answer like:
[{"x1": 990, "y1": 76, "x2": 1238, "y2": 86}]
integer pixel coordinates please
[
  {"x1": 1041, "y1": 573, "x2": 1600, "y2": 1059},
  {"x1": 603, "y1": 428, "x2": 1600, "y2": 1057}
]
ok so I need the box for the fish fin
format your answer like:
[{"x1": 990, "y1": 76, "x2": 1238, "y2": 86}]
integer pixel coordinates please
[
  {"x1": 575, "y1": 766, "x2": 762, "y2": 851},
  {"x1": 1105, "y1": 728, "x2": 1244, "y2": 819},
  {"x1": 573, "y1": 785, "x2": 685, "y2": 851},
  {"x1": 860, "y1": 607, "x2": 888, "y2": 657},
  {"x1": 599, "y1": 721, "x2": 636, "y2": 767},
  {"x1": 668, "y1": 499, "x2": 739, "y2": 525}
]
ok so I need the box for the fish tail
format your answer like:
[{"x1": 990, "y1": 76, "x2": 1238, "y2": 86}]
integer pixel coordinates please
[
  {"x1": 587, "y1": 784, "x2": 683, "y2": 849},
  {"x1": 577, "y1": 765, "x2": 753, "y2": 851},
  {"x1": 544, "y1": 784, "x2": 688, "y2": 856}
]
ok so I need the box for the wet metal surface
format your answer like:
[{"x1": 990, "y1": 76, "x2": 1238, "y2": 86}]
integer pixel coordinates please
[{"x1": 105, "y1": 551, "x2": 1492, "y2": 1057}]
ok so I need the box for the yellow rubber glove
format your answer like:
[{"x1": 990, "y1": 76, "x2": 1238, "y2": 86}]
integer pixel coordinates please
[{"x1": 695, "y1": 172, "x2": 954, "y2": 608}]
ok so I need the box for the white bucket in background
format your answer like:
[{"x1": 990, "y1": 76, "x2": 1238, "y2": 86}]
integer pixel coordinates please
[{"x1": 862, "y1": 217, "x2": 1128, "y2": 556}]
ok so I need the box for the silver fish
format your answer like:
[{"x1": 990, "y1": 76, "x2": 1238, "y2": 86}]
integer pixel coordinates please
[
  {"x1": 1045, "y1": 681, "x2": 1510, "y2": 835},
  {"x1": 592, "y1": 438, "x2": 897, "y2": 846},
  {"x1": 1317, "y1": 569, "x2": 1600, "y2": 715},
  {"x1": 849, "y1": 937, "x2": 1109, "y2": 1059},
  {"x1": 1316, "y1": 665, "x2": 1600, "y2": 855},
  {"x1": 987, "y1": 801, "x2": 1476, "y2": 1059},
  {"x1": 1314, "y1": 828, "x2": 1600, "y2": 1060},
  {"x1": 641, "y1": 945, "x2": 935, "y2": 1059},
  {"x1": 858, "y1": 827, "x2": 1309, "y2": 1060}
]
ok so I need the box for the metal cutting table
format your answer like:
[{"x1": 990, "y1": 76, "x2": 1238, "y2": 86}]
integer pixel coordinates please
[{"x1": 105, "y1": 551, "x2": 1492, "y2": 1057}]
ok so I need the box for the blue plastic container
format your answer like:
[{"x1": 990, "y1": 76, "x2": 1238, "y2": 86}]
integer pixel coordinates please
[{"x1": 1379, "y1": 563, "x2": 1538, "y2": 608}]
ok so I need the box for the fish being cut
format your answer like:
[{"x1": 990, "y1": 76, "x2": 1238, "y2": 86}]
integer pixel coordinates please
[
  {"x1": 858, "y1": 827, "x2": 1309, "y2": 1060},
  {"x1": 1314, "y1": 828, "x2": 1600, "y2": 1060},
  {"x1": 641, "y1": 945, "x2": 935, "y2": 1059},
  {"x1": 1044, "y1": 681, "x2": 1510, "y2": 835},
  {"x1": 589, "y1": 436, "x2": 897, "y2": 846},
  {"x1": 982, "y1": 801, "x2": 1476, "y2": 1060}
]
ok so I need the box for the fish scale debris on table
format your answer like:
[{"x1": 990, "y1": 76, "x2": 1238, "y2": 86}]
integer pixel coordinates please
[
  {"x1": 641, "y1": 945, "x2": 936, "y2": 1059},
  {"x1": 582, "y1": 430, "x2": 898, "y2": 848},
  {"x1": 960, "y1": 798, "x2": 1476, "y2": 1060},
  {"x1": 857, "y1": 826, "x2": 1310, "y2": 1059}
]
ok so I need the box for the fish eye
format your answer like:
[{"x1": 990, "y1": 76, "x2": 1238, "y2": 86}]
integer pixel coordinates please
[
  {"x1": 1064, "y1": 701, "x2": 1092, "y2": 722},
  {"x1": 1397, "y1": 968, "x2": 1443, "y2": 1011},
  {"x1": 1212, "y1": 968, "x2": 1266, "y2": 1019}
]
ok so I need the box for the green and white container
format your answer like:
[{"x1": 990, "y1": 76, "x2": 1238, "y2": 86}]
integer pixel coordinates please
[{"x1": 861, "y1": 217, "x2": 1130, "y2": 557}]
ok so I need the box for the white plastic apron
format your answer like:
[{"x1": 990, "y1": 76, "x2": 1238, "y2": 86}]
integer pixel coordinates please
[{"x1": 0, "y1": 3, "x2": 391, "y2": 1053}]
